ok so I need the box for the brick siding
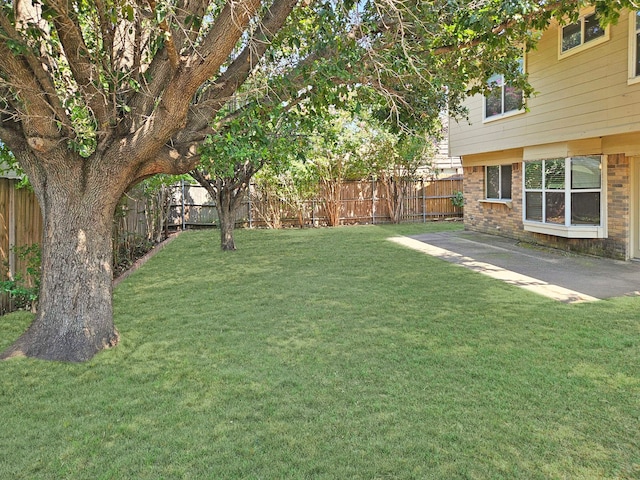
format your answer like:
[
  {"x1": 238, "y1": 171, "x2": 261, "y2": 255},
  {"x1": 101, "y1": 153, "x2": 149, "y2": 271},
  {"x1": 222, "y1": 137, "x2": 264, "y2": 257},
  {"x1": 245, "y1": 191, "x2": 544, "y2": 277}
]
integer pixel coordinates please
[{"x1": 463, "y1": 155, "x2": 631, "y2": 259}]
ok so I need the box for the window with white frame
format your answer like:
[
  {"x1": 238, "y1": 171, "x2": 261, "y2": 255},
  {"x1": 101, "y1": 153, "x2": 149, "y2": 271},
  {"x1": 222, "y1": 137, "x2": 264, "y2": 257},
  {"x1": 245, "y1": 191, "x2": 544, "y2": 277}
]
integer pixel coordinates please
[
  {"x1": 560, "y1": 9, "x2": 608, "y2": 57},
  {"x1": 486, "y1": 164, "x2": 512, "y2": 200},
  {"x1": 629, "y1": 11, "x2": 640, "y2": 82},
  {"x1": 484, "y1": 74, "x2": 524, "y2": 120},
  {"x1": 484, "y1": 57, "x2": 524, "y2": 121},
  {"x1": 524, "y1": 156, "x2": 603, "y2": 236}
]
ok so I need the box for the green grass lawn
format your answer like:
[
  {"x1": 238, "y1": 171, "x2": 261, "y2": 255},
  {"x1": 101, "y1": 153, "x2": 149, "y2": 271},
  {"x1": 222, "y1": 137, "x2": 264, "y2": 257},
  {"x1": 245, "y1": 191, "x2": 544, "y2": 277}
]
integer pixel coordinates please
[{"x1": 1, "y1": 223, "x2": 639, "y2": 479}]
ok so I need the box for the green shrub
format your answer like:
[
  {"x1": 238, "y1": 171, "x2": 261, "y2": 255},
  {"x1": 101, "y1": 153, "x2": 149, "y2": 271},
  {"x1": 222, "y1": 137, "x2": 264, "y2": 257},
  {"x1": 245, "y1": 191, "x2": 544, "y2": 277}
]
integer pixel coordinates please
[
  {"x1": 451, "y1": 190, "x2": 464, "y2": 208},
  {"x1": 0, "y1": 243, "x2": 40, "y2": 312}
]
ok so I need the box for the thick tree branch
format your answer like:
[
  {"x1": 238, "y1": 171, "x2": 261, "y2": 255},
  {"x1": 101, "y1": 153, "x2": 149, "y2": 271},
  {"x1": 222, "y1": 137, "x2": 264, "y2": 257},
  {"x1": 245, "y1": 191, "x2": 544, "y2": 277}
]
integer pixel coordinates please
[
  {"x1": 0, "y1": 10, "x2": 69, "y2": 139},
  {"x1": 180, "y1": 0, "x2": 300, "y2": 137},
  {"x1": 0, "y1": 118, "x2": 26, "y2": 153},
  {"x1": 128, "y1": 143, "x2": 201, "y2": 188},
  {"x1": 0, "y1": 44, "x2": 61, "y2": 143},
  {"x1": 123, "y1": 0, "x2": 207, "y2": 130},
  {"x1": 184, "y1": 0, "x2": 262, "y2": 82},
  {"x1": 48, "y1": 1, "x2": 112, "y2": 135},
  {"x1": 123, "y1": 0, "x2": 263, "y2": 168}
]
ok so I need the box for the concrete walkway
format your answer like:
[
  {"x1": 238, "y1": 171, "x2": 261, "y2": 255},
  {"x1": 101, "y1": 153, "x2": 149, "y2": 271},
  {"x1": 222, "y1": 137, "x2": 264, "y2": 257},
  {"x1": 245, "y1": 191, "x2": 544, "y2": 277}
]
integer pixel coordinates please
[{"x1": 390, "y1": 231, "x2": 640, "y2": 304}]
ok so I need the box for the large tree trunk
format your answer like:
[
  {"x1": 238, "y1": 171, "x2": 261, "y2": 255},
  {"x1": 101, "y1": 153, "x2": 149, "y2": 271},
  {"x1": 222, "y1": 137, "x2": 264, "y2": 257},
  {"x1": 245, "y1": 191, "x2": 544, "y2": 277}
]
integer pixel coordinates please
[{"x1": 1, "y1": 151, "x2": 123, "y2": 362}]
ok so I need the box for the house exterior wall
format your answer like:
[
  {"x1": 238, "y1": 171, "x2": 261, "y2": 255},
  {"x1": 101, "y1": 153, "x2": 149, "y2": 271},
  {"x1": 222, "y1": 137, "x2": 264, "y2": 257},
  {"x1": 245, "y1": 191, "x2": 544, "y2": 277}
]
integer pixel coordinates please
[
  {"x1": 463, "y1": 163, "x2": 524, "y2": 238},
  {"x1": 451, "y1": 8, "x2": 640, "y2": 259},
  {"x1": 450, "y1": 9, "x2": 640, "y2": 157},
  {"x1": 462, "y1": 152, "x2": 632, "y2": 259}
]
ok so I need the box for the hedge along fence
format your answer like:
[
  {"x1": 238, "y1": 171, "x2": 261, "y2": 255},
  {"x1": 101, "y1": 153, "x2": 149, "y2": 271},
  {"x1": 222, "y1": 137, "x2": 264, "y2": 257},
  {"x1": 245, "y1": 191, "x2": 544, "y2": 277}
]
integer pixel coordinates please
[{"x1": 171, "y1": 177, "x2": 464, "y2": 228}]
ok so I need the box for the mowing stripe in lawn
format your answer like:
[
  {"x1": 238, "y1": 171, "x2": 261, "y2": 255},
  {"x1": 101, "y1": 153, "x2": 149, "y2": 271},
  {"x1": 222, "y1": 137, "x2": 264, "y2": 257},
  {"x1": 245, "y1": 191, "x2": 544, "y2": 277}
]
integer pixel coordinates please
[{"x1": 389, "y1": 236, "x2": 599, "y2": 304}]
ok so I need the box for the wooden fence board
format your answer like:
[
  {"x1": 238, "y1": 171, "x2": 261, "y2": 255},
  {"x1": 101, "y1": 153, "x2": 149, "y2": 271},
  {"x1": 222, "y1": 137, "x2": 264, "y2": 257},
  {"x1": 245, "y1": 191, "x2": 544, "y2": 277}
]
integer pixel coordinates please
[
  {"x1": 0, "y1": 180, "x2": 43, "y2": 314},
  {"x1": 0, "y1": 179, "x2": 11, "y2": 292}
]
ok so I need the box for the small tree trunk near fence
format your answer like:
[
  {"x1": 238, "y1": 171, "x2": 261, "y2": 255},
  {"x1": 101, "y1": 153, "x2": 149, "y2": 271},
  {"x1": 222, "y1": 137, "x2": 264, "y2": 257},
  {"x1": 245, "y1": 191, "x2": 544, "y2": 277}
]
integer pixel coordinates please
[
  {"x1": 379, "y1": 175, "x2": 406, "y2": 224},
  {"x1": 218, "y1": 191, "x2": 238, "y2": 251},
  {"x1": 320, "y1": 178, "x2": 341, "y2": 227},
  {"x1": 252, "y1": 189, "x2": 283, "y2": 229},
  {"x1": 146, "y1": 185, "x2": 172, "y2": 244},
  {"x1": 192, "y1": 167, "x2": 256, "y2": 251},
  {"x1": 216, "y1": 179, "x2": 251, "y2": 251}
]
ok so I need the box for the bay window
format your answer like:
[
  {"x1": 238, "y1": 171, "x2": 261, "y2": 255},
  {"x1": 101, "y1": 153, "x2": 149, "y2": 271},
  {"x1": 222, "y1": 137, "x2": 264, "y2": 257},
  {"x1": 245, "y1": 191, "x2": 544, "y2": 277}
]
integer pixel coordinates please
[{"x1": 523, "y1": 156, "x2": 605, "y2": 238}]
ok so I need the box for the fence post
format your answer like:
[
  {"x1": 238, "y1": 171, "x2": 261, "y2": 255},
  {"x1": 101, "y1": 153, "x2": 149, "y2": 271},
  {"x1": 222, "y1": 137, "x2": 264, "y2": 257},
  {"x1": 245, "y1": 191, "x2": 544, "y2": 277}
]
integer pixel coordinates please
[
  {"x1": 8, "y1": 181, "x2": 15, "y2": 279},
  {"x1": 248, "y1": 186, "x2": 253, "y2": 228},
  {"x1": 180, "y1": 179, "x2": 186, "y2": 230},
  {"x1": 372, "y1": 177, "x2": 376, "y2": 225},
  {"x1": 422, "y1": 178, "x2": 426, "y2": 223}
]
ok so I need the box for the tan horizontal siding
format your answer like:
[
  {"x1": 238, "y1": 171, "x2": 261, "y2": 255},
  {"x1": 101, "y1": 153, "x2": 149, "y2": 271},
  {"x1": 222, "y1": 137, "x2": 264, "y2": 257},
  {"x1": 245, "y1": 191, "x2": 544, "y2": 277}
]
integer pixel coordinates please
[{"x1": 451, "y1": 9, "x2": 640, "y2": 156}]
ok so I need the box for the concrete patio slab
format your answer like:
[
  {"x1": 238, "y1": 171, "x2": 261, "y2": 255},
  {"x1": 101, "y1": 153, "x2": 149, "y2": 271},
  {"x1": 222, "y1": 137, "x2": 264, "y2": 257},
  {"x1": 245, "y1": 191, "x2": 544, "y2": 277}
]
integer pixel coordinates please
[{"x1": 390, "y1": 231, "x2": 640, "y2": 303}]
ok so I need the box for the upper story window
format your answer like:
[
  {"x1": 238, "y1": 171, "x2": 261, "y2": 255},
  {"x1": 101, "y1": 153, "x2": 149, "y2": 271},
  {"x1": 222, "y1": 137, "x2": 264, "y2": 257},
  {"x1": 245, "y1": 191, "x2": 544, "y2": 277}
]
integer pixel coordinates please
[
  {"x1": 486, "y1": 165, "x2": 512, "y2": 200},
  {"x1": 559, "y1": 8, "x2": 609, "y2": 58},
  {"x1": 483, "y1": 58, "x2": 524, "y2": 121},
  {"x1": 628, "y1": 11, "x2": 640, "y2": 84}
]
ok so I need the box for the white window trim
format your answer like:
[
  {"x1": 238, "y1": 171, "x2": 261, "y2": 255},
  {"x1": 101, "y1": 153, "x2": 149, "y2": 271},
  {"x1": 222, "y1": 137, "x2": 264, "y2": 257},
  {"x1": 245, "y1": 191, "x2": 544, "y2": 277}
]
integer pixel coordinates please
[
  {"x1": 485, "y1": 164, "x2": 512, "y2": 200},
  {"x1": 483, "y1": 55, "x2": 526, "y2": 123},
  {"x1": 628, "y1": 11, "x2": 640, "y2": 85},
  {"x1": 483, "y1": 104, "x2": 526, "y2": 123},
  {"x1": 522, "y1": 156, "x2": 608, "y2": 239},
  {"x1": 558, "y1": 7, "x2": 610, "y2": 60}
]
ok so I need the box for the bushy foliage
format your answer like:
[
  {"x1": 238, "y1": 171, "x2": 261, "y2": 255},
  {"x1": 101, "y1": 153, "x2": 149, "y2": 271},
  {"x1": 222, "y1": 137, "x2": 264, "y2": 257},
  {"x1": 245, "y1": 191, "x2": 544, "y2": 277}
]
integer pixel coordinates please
[
  {"x1": 451, "y1": 191, "x2": 465, "y2": 209},
  {"x1": 0, "y1": 244, "x2": 40, "y2": 312},
  {"x1": 253, "y1": 160, "x2": 319, "y2": 228}
]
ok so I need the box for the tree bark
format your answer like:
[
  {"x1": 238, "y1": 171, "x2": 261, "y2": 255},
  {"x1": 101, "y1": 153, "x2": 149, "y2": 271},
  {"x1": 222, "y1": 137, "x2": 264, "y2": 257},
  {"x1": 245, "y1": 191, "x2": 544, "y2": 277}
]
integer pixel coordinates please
[
  {"x1": 320, "y1": 178, "x2": 341, "y2": 227},
  {"x1": 191, "y1": 166, "x2": 257, "y2": 252},
  {"x1": 1, "y1": 150, "x2": 124, "y2": 362},
  {"x1": 217, "y1": 183, "x2": 247, "y2": 251},
  {"x1": 218, "y1": 203, "x2": 237, "y2": 251},
  {"x1": 381, "y1": 176, "x2": 404, "y2": 224}
]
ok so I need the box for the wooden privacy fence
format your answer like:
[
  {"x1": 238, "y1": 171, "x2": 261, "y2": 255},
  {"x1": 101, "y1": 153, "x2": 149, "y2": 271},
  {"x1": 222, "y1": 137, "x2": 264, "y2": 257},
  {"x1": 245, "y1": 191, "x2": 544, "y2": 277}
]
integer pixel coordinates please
[
  {"x1": 171, "y1": 177, "x2": 463, "y2": 228},
  {"x1": 0, "y1": 181, "x2": 165, "y2": 314},
  {"x1": 0, "y1": 179, "x2": 43, "y2": 314},
  {"x1": 0, "y1": 176, "x2": 462, "y2": 314}
]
